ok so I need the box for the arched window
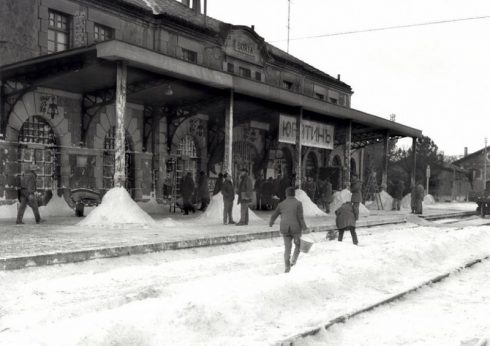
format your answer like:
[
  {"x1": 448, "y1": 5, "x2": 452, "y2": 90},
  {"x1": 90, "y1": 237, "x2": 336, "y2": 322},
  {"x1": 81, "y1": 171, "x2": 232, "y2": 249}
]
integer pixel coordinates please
[
  {"x1": 233, "y1": 141, "x2": 258, "y2": 182},
  {"x1": 18, "y1": 116, "x2": 57, "y2": 191},
  {"x1": 175, "y1": 136, "x2": 200, "y2": 197},
  {"x1": 103, "y1": 127, "x2": 135, "y2": 195},
  {"x1": 177, "y1": 135, "x2": 198, "y2": 158}
]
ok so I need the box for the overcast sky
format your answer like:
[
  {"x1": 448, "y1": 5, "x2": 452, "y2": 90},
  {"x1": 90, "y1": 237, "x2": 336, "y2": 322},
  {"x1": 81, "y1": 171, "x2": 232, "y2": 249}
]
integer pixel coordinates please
[{"x1": 207, "y1": 0, "x2": 490, "y2": 157}]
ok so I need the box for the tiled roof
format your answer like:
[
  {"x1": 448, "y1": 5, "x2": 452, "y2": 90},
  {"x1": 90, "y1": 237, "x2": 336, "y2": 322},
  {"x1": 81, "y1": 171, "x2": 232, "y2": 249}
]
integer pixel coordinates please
[{"x1": 117, "y1": 0, "x2": 351, "y2": 89}]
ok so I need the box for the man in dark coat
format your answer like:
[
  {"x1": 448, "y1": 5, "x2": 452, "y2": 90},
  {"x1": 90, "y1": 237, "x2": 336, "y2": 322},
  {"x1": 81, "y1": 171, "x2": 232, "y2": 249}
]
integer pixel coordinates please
[
  {"x1": 181, "y1": 172, "x2": 195, "y2": 215},
  {"x1": 197, "y1": 171, "x2": 210, "y2": 211},
  {"x1": 392, "y1": 179, "x2": 405, "y2": 211},
  {"x1": 262, "y1": 177, "x2": 273, "y2": 210},
  {"x1": 335, "y1": 201, "x2": 358, "y2": 245},
  {"x1": 221, "y1": 173, "x2": 235, "y2": 225},
  {"x1": 236, "y1": 168, "x2": 253, "y2": 225},
  {"x1": 269, "y1": 187, "x2": 308, "y2": 273},
  {"x1": 16, "y1": 164, "x2": 42, "y2": 224},
  {"x1": 213, "y1": 173, "x2": 224, "y2": 196},
  {"x1": 254, "y1": 174, "x2": 264, "y2": 210},
  {"x1": 350, "y1": 177, "x2": 362, "y2": 220}
]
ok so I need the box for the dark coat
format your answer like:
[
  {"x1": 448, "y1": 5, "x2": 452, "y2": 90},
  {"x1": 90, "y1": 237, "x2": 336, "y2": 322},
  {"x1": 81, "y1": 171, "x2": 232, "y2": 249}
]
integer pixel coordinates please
[
  {"x1": 392, "y1": 180, "x2": 405, "y2": 199},
  {"x1": 238, "y1": 175, "x2": 253, "y2": 204},
  {"x1": 221, "y1": 180, "x2": 235, "y2": 201},
  {"x1": 269, "y1": 196, "x2": 307, "y2": 235},
  {"x1": 20, "y1": 171, "x2": 37, "y2": 194},
  {"x1": 198, "y1": 174, "x2": 209, "y2": 199},
  {"x1": 213, "y1": 176, "x2": 223, "y2": 195},
  {"x1": 181, "y1": 175, "x2": 195, "y2": 200},
  {"x1": 335, "y1": 202, "x2": 356, "y2": 229},
  {"x1": 350, "y1": 180, "x2": 362, "y2": 203}
]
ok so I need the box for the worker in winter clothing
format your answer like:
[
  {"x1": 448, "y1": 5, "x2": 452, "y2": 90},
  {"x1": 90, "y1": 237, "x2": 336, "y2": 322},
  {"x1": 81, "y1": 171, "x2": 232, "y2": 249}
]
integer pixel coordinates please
[
  {"x1": 197, "y1": 171, "x2": 210, "y2": 211},
  {"x1": 221, "y1": 173, "x2": 235, "y2": 225},
  {"x1": 236, "y1": 168, "x2": 253, "y2": 225},
  {"x1": 16, "y1": 164, "x2": 42, "y2": 224},
  {"x1": 335, "y1": 201, "x2": 358, "y2": 245},
  {"x1": 213, "y1": 173, "x2": 224, "y2": 196},
  {"x1": 392, "y1": 179, "x2": 405, "y2": 211},
  {"x1": 181, "y1": 172, "x2": 195, "y2": 215},
  {"x1": 415, "y1": 183, "x2": 424, "y2": 214},
  {"x1": 350, "y1": 177, "x2": 362, "y2": 220},
  {"x1": 269, "y1": 187, "x2": 308, "y2": 273}
]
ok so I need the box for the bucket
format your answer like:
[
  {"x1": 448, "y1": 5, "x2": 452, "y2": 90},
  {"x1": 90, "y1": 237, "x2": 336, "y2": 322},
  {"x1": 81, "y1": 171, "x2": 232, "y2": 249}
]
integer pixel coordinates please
[{"x1": 300, "y1": 236, "x2": 314, "y2": 253}]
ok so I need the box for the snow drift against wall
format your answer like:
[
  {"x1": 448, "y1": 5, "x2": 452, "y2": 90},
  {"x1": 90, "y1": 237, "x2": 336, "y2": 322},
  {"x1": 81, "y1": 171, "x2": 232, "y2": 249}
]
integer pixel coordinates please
[{"x1": 196, "y1": 193, "x2": 263, "y2": 224}]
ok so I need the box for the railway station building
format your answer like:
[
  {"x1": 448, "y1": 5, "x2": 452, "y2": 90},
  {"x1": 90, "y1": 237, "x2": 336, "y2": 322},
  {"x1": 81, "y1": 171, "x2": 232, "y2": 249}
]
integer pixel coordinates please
[{"x1": 0, "y1": 0, "x2": 422, "y2": 209}]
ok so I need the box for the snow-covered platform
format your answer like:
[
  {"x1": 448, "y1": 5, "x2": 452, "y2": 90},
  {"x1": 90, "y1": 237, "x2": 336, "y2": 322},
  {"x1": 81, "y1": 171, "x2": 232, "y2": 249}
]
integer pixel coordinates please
[{"x1": 0, "y1": 201, "x2": 477, "y2": 270}]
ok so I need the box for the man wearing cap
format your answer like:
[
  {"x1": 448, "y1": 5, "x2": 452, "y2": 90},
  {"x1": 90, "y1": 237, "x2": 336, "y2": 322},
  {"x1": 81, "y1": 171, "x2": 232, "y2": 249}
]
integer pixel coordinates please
[
  {"x1": 16, "y1": 164, "x2": 42, "y2": 224},
  {"x1": 221, "y1": 173, "x2": 235, "y2": 225},
  {"x1": 269, "y1": 187, "x2": 308, "y2": 273},
  {"x1": 236, "y1": 168, "x2": 253, "y2": 225},
  {"x1": 350, "y1": 176, "x2": 362, "y2": 221}
]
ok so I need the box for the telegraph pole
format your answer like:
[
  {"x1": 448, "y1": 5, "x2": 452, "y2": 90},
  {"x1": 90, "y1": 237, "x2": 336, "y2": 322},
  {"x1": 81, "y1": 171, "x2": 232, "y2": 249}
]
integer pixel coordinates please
[{"x1": 287, "y1": 0, "x2": 291, "y2": 53}]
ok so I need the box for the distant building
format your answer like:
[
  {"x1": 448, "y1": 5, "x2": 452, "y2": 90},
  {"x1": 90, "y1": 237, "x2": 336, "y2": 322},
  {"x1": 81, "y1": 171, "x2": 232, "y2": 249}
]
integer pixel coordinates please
[
  {"x1": 429, "y1": 162, "x2": 470, "y2": 202},
  {"x1": 0, "y1": 0, "x2": 422, "y2": 209},
  {"x1": 453, "y1": 147, "x2": 490, "y2": 192}
]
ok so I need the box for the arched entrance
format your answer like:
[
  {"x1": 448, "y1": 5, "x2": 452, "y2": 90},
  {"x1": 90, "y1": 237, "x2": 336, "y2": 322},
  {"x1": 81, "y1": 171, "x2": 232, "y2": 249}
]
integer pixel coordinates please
[
  {"x1": 305, "y1": 152, "x2": 318, "y2": 179},
  {"x1": 18, "y1": 116, "x2": 57, "y2": 204},
  {"x1": 331, "y1": 155, "x2": 343, "y2": 190},
  {"x1": 233, "y1": 141, "x2": 259, "y2": 182},
  {"x1": 103, "y1": 127, "x2": 135, "y2": 196}
]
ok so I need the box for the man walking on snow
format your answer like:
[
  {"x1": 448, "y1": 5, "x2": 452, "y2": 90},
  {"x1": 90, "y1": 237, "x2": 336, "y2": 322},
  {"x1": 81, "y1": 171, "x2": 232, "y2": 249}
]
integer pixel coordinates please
[
  {"x1": 16, "y1": 164, "x2": 42, "y2": 224},
  {"x1": 269, "y1": 187, "x2": 308, "y2": 273},
  {"x1": 236, "y1": 168, "x2": 253, "y2": 225}
]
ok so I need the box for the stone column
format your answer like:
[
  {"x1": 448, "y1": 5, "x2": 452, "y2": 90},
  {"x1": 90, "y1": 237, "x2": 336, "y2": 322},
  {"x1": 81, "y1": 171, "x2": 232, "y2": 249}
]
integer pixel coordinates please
[
  {"x1": 343, "y1": 120, "x2": 352, "y2": 187},
  {"x1": 411, "y1": 137, "x2": 417, "y2": 186},
  {"x1": 223, "y1": 89, "x2": 234, "y2": 176},
  {"x1": 151, "y1": 107, "x2": 162, "y2": 197},
  {"x1": 114, "y1": 61, "x2": 127, "y2": 188},
  {"x1": 295, "y1": 107, "x2": 303, "y2": 187},
  {"x1": 382, "y1": 131, "x2": 390, "y2": 187}
]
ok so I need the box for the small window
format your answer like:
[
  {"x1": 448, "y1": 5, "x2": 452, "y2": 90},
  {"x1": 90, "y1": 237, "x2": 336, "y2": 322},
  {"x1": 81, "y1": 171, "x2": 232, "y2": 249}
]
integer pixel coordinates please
[
  {"x1": 227, "y1": 63, "x2": 234, "y2": 73},
  {"x1": 48, "y1": 10, "x2": 70, "y2": 53},
  {"x1": 239, "y1": 67, "x2": 251, "y2": 79},
  {"x1": 329, "y1": 97, "x2": 338, "y2": 104},
  {"x1": 94, "y1": 24, "x2": 113, "y2": 42},
  {"x1": 315, "y1": 93, "x2": 324, "y2": 100},
  {"x1": 283, "y1": 80, "x2": 293, "y2": 90},
  {"x1": 182, "y1": 48, "x2": 198, "y2": 63},
  {"x1": 255, "y1": 72, "x2": 262, "y2": 81}
]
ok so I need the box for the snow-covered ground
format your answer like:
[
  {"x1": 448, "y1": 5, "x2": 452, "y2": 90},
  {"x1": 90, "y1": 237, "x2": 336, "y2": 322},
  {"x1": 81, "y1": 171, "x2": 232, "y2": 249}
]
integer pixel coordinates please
[
  {"x1": 1, "y1": 221, "x2": 490, "y2": 345},
  {"x1": 300, "y1": 260, "x2": 490, "y2": 346}
]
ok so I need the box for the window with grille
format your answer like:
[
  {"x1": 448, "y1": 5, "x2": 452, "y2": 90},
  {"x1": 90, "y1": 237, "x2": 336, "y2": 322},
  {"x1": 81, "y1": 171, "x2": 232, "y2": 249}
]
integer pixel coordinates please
[
  {"x1": 239, "y1": 67, "x2": 252, "y2": 79},
  {"x1": 182, "y1": 48, "x2": 197, "y2": 63},
  {"x1": 94, "y1": 23, "x2": 113, "y2": 42},
  {"x1": 48, "y1": 10, "x2": 70, "y2": 53},
  {"x1": 315, "y1": 93, "x2": 325, "y2": 100},
  {"x1": 177, "y1": 136, "x2": 198, "y2": 158},
  {"x1": 18, "y1": 116, "x2": 57, "y2": 191}
]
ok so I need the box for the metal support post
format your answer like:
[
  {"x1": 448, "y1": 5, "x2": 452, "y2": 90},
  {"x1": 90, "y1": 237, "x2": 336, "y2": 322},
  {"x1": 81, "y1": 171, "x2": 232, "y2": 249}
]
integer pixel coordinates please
[
  {"x1": 343, "y1": 120, "x2": 352, "y2": 188},
  {"x1": 114, "y1": 61, "x2": 127, "y2": 188},
  {"x1": 295, "y1": 107, "x2": 303, "y2": 187},
  {"x1": 411, "y1": 137, "x2": 417, "y2": 187},
  {"x1": 223, "y1": 89, "x2": 234, "y2": 177},
  {"x1": 382, "y1": 131, "x2": 390, "y2": 188}
]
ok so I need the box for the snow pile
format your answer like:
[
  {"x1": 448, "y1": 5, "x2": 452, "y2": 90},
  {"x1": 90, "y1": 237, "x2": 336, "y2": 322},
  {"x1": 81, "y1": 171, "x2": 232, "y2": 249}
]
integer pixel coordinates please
[
  {"x1": 0, "y1": 194, "x2": 74, "y2": 219},
  {"x1": 295, "y1": 189, "x2": 327, "y2": 217},
  {"x1": 424, "y1": 194, "x2": 436, "y2": 205},
  {"x1": 330, "y1": 189, "x2": 370, "y2": 216},
  {"x1": 366, "y1": 190, "x2": 393, "y2": 211},
  {"x1": 196, "y1": 193, "x2": 263, "y2": 224},
  {"x1": 137, "y1": 198, "x2": 164, "y2": 214},
  {"x1": 79, "y1": 188, "x2": 155, "y2": 227},
  {"x1": 401, "y1": 193, "x2": 412, "y2": 210}
]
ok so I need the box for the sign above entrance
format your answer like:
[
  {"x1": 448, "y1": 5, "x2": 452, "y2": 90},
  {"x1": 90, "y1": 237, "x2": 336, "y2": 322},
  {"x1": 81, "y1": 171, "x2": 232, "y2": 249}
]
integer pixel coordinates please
[{"x1": 278, "y1": 115, "x2": 334, "y2": 150}]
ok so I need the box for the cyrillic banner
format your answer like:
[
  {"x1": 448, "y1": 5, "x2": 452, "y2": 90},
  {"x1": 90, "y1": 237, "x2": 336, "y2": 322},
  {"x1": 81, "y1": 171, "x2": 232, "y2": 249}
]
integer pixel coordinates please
[{"x1": 278, "y1": 114, "x2": 334, "y2": 150}]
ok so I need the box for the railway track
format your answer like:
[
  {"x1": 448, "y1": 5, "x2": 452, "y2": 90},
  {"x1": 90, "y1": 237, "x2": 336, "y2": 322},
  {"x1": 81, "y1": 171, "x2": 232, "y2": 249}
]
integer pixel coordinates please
[
  {"x1": 276, "y1": 253, "x2": 490, "y2": 346},
  {"x1": 276, "y1": 216, "x2": 489, "y2": 346}
]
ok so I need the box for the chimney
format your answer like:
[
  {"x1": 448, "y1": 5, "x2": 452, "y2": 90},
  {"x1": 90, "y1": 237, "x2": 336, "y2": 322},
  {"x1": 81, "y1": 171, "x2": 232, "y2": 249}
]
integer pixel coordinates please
[
  {"x1": 464, "y1": 147, "x2": 468, "y2": 157},
  {"x1": 192, "y1": 0, "x2": 201, "y2": 13},
  {"x1": 251, "y1": 25, "x2": 255, "y2": 31},
  {"x1": 337, "y1": 74, "x2": 341, "y2": 81}
]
